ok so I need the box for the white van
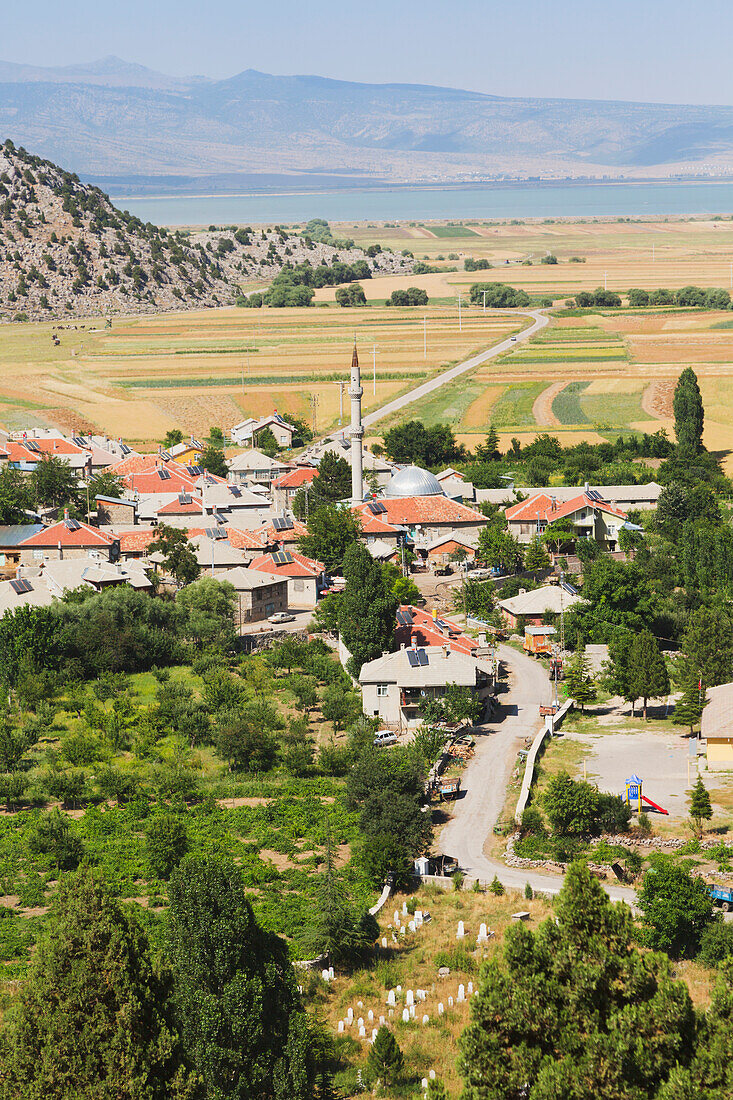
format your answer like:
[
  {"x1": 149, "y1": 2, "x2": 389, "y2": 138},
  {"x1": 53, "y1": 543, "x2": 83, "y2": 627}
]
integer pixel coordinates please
[{"x1": 373, "y1": 730, "x2": 398, "y2": 747}]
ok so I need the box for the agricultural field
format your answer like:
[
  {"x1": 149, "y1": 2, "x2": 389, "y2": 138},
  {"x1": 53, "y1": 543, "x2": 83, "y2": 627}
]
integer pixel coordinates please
[
  {"x1": 0, "y1": 305, "x2": 522, "y2": 446},
  {"x1": 7, "y1": 217, "x2": 733, "y2": 462}
]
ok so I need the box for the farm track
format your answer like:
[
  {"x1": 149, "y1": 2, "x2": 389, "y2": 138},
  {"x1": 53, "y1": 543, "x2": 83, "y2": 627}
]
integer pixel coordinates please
[
  {"x1": 531, "y1": 381, "x2": 565, "y2": 427},
  {"x1": 328, "y1": 308, "x2": 549, "y2": 437}
]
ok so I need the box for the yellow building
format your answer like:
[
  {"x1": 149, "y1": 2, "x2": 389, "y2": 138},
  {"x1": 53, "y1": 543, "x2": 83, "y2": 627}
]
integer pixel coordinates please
[{"x1": 701, "y1": 683, "x2": 733, "y2": 769}]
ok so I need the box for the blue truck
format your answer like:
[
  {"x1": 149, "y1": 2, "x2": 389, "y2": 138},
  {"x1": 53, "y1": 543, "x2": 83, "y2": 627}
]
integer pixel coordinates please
[{"x1": 709, "y1": 884, "x2": 733, "y2": 911}]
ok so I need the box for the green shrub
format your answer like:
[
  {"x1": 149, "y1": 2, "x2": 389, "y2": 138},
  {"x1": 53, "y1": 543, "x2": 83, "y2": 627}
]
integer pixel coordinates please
[{"x1": 489, "y1": 875, "x2": 504, "y2": 896}]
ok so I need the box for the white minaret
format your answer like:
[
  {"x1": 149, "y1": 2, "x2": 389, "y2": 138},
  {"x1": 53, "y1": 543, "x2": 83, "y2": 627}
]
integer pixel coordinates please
[{"x1": 349, "y1": 342, "x2": 364, "y2": 504}]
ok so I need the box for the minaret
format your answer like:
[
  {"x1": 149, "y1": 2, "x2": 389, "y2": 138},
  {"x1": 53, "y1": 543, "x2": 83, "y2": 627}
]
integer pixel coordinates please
[{"x1": 349, "y1": 341, "x2": 364, "y2": 504}]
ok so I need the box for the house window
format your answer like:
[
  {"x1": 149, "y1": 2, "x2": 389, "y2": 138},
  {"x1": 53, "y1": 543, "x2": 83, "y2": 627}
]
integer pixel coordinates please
[
  {"x1": 376, "y1": 684, "x2": 389, "y2": 697},
  {"x1": 293, "y1": 579, "x2": 304, "y2": 591}
]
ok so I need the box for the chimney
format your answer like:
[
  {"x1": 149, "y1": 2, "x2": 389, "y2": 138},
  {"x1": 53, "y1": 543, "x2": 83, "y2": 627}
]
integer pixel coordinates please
[
  {"x1": 443, "y1": 645, "x2": 450, "y2": 659},
  {"x1": 584, "y1": 481, "x2": 589, "y2": 493},
  {"x1": 63, "y1": 508, "x2": 69, "y2": 520},
  {"x1": 551, "y1": 496, "x2": 557, "y2": 512}
]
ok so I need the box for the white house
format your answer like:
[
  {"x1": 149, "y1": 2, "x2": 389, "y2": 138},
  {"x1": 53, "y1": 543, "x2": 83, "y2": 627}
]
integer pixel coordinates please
[
  {"x1": 230, "y1": 413, "x2": 296, "y2": 449},
  {"x1": 359, "y1": 644, "x2": 494, "y2": 730}
]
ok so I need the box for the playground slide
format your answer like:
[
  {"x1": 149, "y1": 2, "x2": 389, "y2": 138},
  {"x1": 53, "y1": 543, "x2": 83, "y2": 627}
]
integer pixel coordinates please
[{"x1": 642, "y1": 796, "x2": 669, "y2": 815}]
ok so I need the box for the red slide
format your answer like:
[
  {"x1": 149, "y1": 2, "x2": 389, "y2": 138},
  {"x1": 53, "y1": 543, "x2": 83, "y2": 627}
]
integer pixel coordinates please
[{"x1": 642, "y1": 796, "x2": 669, "y2": 815}]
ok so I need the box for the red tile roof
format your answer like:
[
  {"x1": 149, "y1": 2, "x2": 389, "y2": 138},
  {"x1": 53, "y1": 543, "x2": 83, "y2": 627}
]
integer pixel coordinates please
[
  {"x1": 255, "y1": 518, "x2": 309, "y2": 545},
  {"x1": 505, "y1": 491, "x2": 628, "y2": 525},
  {"x1": 12, "y1": 437, "x2": 85, "y2": 457},
  {"x1": 118, "y1": 530, "x2": 159, "y2": 554},
  {"x1": 122, "y1": 468, "x2": 199, "y2": 495},
  {"x1": 395, "y1": 605, "x2": 479, "y2": 656},
  {"x1": 19, "y1": 519, "x2": 117, "y2": 548},
  {"x1": 273, "y1": 466, "x2": 317, "y2": 489},
  {"x1": 357, "y1": 511, "x2": 403, "y2": 537},
  {"x1": 355, "y1": 497, "x2": 487, "y2": 527},
  {"x1": 225, "y1": 526, "x2": 268, "y2": 550},
  {"x1": 156, "y1": 495, "x2": 205, "y2": 515},
  {"x1": 249, "y1": 549, "x2": 324, "y2": 578}
]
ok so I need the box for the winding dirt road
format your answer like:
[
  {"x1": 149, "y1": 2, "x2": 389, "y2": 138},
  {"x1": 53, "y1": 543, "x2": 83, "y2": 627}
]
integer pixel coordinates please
[{"x1": 440, "y1": 644, "x2": 637, "y2": 905}]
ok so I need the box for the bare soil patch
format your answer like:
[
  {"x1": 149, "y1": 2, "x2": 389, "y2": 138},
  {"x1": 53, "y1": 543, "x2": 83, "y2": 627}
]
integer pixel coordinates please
[{"x1": 531, "y1": 381, "x2": 565, "y2": 427}]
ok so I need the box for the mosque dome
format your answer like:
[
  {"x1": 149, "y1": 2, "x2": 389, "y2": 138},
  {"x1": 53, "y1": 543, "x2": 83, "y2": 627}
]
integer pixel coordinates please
[{"x1": 384, "y1": 465, "x2": 444, "y2": 498}]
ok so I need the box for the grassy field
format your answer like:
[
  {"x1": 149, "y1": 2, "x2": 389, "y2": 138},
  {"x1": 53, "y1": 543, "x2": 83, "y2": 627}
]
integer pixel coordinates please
[{"x1": 8, "y1": 217, "x2": 733, "y2": 460}]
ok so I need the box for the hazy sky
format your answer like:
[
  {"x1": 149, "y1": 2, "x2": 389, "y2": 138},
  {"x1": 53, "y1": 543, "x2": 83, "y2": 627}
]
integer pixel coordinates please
[{"x1": 7, "y1": 0, "x2": 733, "y2": 105}]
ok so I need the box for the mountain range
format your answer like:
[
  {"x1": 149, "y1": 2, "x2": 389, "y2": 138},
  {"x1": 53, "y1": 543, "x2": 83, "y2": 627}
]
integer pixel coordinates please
[{"x1": 4, "y1": 57, "x2": 733, "y2": 193}]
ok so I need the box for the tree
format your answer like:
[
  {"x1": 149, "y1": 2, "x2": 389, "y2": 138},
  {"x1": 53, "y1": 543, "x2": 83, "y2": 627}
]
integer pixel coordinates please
[
  {"x1": 151, "y1": 524, "x2": 200, "y2": 587},
  {"x1": 442, "y1": 683, "x2": 485, "y2": 726},
  {"x1": 523, "y1": 537, "x2": 550, "y2": 573},
  {"x1": 30, "y1": 454, "x2": 80, "y2": 509},
  {"x1": 168, "y1": 855, "x2": 319, "y2": 1100},
  {"x1": 176, "y1": 577, "x2": 236, "y2": 649},
  {"x1": 298, "y1": 503, "x2": 361, "y2": 573},
  {"x1": 366, "y1": 1027, "x2": 404, "y2": 1088},
  {"x1": 476, "y1": 523, "x2": 524, "y2": 573},
  {"x1": 629, "y1": 629, "x2": 670, "y2": 719},
  {"x1": 689, "y1": 776, "x2": 713, "y2": 837},
  {"x1": 310, "y1": 451, "x2": 352, "y2": 503},
  {"x1": 0, "y1": 464, "x2": 31, "y2": 523},
  {"x1": 564, "y1": 646, "x2": 597, "y2": 713},
  {"x1": 163, "y1": 429, "x2": 184, "y2": 448},
  {"x1": 674, "y1": 666, "x2": 707, "y2": 735},
  {"x1": 88, "y1": 470, "x2": 125, "y2": 502},
  {"x1": 321, "y1": 683, "x2": 360, "y2": 731},
  {"x1": 200, "y1": 444, "x2": 228, "y2": 478},
  {"x1": 601, "y1": 630, "x2": 637, "y2": 710},
  {"x1": 27, "y1": 808, "x2": 84, "y2": 870},
  {"x1": 459, "y1": 861, "x2": 695, "y2": 1099},
  {"x1": 3, "y1": 866, "x2": 190, "y2": 1098},
  {"x1": 337, "y1": 541, "x2": 397, "y2": 676},
  {"x1": 542, "y1": 770, "x2": 599, "y2": 835},
  {"x1": 291, "y1": 675, "x2": 318, "y2": 714},
  {"x1": 474, "y1": 424, "x2": 500, "y2": 462},
  {"x1": 681, "y1": 606, "x2": 733, "y2": 688},
  {"x1": 146, "y1": 813, "x2": 189, "y2": 878},
  {"x1": 382, "y1": 420, "x2": 464, "y2": 466},
  {"x1": 214, "y1": 706, "x2": 279, "y2": 772},
  {"x1": 638, "y1": 854, "x2": 714, "y2": 958},
  {"x1": 302, "y1": 824, "x2": 377, "y2": 965},
  {"x1": 673, "y1": 367, "x2": 704, "y2": 453}
]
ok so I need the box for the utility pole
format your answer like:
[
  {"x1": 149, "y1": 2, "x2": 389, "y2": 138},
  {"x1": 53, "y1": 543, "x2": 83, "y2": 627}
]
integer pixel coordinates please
[
  {"x1": 373, "y1": 344, "x2": 377, "y2": 396},
  {"x1": 310, "y1": 393, "x2": 318, "y2": 435},
  {"x1": 423, "y1": 315, "x2": 427, "y2": 359},
  {"x1": 652, "y1": 243, "x2": 655, "y2": 263},
  {"x1": 458, "y1": 293, "x2": 462, "y2": 332},
  {"x1": 332, "y1": 380, "x2": 348, "y2": 423},
  {"x1": 604, "y1": 271, "x2": 608, "y2": 291},
  {"x1": 483, "y1": 289, "x2": 486, "y2": 314}
]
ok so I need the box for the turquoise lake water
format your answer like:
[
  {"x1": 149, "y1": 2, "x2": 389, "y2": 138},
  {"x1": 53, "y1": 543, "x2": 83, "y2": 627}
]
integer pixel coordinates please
[{"x1": 112, "y1": 180, "x2": 733, "y2": 226}]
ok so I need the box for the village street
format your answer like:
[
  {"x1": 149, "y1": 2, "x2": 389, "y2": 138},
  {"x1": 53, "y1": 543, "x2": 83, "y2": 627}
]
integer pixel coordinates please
[{"x1": 440, "y1": 644, "x2": 639, "y2": 905}]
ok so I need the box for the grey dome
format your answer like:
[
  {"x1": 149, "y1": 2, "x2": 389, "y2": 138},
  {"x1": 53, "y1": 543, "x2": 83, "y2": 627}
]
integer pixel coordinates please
[{"x1": 385, "y1": 465, "x2": 444, "y2": 498}]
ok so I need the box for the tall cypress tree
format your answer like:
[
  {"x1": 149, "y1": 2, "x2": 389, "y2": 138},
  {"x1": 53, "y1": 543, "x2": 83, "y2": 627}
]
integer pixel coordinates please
[
  {"x1": 673, "y1": 367, "x2": 704, "y2": 453},
  {"x1": 338, "y1": 541, "x2": 397, "y2": 676},
  {"x1": 629, "y1": 630, "x2": 670, "y2": 719},
  {"x1": 168, "y1": 855, "x2": 318, "y2": 1100},
  {"x1": 4, "y1": 866, "x2": 191, "y2": 1098}
]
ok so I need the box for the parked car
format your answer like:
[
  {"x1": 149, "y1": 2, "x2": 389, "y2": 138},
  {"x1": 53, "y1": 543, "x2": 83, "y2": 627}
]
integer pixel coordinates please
[
  {"x1": 268, "y1": 611, "x2": 295, "y2": 624},
  {"x1": 373, "y1": 729, "x2": 398, "y2": 747}
]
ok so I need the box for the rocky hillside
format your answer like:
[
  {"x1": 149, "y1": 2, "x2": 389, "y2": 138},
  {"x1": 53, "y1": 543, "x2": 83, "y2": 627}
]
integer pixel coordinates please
[{"x1": 0, "y1": 142, "x2": 413, "y2": 320}]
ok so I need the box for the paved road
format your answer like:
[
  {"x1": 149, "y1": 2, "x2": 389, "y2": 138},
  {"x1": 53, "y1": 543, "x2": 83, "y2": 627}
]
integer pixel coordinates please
[
  {"x1": 440, "y1": 644, "x2": 638, "y2": 905},
  {"x1": 326, "y1": 308, "x2": 549, "y2": 439}
]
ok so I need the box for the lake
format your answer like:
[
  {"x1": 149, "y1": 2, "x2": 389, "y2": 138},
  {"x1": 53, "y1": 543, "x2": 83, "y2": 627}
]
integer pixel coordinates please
[{"x1": 111, "y1": 179, "x2": 733, "y2": 226}]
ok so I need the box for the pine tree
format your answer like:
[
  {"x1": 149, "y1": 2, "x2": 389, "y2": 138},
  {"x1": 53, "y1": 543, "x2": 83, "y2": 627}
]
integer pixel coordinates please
[
  {"x1": 673, "y1": 367, "x2": 704, "y2": 453},
  {"x1": 565, "y1": 646, "x2": 597, "y2": 714},
  {"x1": 366, "y1": 1026, "x2": 404, "y2": 1087},
  {"x1": 629, "y1": 630, "x2": 670, "y2": 719},
  {"x1": 674, "y1": 667, "x2": 707, "y2": 735},
  {"x1": 3, "y1": 866, "x2": 190, "y2": 1098},
  {"x1": 689, "y1": 776, "x2": 713, "y2": 837},
  {"x1": 524, "y1": 537, "x2": 550, "y2": 573}
]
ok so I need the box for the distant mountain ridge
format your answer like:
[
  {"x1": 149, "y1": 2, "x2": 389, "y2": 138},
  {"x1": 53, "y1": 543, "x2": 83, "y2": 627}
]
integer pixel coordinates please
[{"x1": 3, "y1": 59, "x2": 733, "y2": 191}]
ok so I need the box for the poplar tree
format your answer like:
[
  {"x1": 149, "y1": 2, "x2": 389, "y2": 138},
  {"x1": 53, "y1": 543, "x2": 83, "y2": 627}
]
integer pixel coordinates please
[
  {"x1": 673, "y1": 367, "x2": 704, "y2": 453},
  {"x1": 338, "y1": 541, "x2": 397, "y2": 675}
]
